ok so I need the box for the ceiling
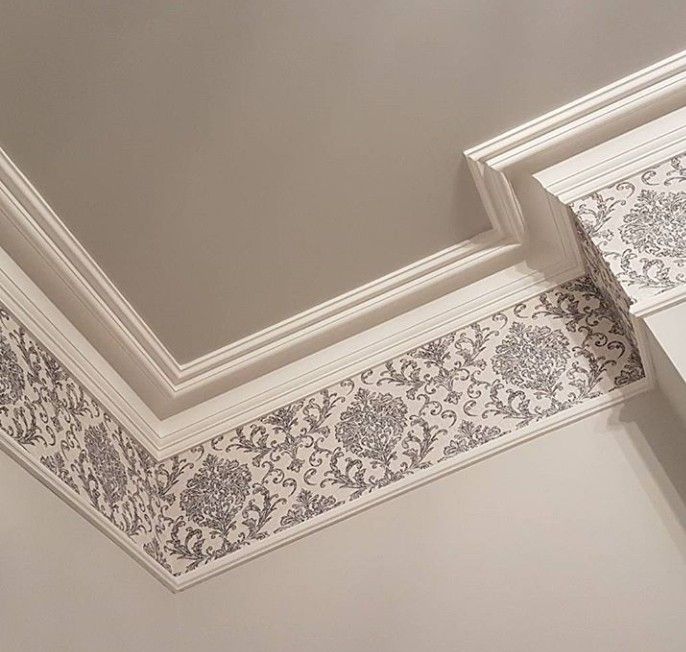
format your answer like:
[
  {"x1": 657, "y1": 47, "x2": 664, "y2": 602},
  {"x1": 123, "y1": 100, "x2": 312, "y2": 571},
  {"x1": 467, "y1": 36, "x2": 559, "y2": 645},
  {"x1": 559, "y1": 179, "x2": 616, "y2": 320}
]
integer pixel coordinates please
[{"x1": 1, "y1": 2, "x2": 686, "y2": 362}]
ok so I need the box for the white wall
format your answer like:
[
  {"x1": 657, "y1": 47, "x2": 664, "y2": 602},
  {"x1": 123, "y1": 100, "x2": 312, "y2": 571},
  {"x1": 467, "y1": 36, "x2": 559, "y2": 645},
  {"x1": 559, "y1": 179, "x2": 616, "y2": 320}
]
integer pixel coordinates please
[{"x1": 2, "y1": 389, "x2": 686, "y2": 652}]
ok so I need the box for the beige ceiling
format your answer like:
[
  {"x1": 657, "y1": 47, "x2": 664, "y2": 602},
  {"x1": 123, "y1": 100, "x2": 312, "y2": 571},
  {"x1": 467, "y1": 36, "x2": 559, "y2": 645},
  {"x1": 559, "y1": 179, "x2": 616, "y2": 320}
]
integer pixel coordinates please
[{"x1": 1, "y1": 2, "x2": 685, "y2": 362}]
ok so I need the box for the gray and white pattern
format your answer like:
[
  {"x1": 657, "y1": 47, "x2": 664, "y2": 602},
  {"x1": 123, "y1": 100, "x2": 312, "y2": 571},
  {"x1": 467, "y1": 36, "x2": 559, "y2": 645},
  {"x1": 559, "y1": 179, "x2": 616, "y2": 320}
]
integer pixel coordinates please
[
  {"x1": 0, "y1": 278, "x2": 644, "y2": 578},
  {"x1": 573, "y1": 221, "x2": 637, "y2": 351},
  {"x1": 570, "y1": 153, "x2": 686, "y2": 302},
  {"x1": 0, "y1": 315, "x2": 165, "y2": 569}
]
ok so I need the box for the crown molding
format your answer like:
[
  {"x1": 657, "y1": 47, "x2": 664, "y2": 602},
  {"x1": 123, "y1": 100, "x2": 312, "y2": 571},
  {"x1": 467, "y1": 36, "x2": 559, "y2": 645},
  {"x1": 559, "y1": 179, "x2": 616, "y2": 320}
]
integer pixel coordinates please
[
  {"x1": 465, "y1": 49, "x2": 686, "y2": 171},
  {"x1": 535, "y1": 105, "x2": 686, "y2": 204},
  {"x1": 0, "y1": 149, "x2": 513, "y2": 415},
  {"x1": 1, "y1": 51, "x2": 684, "y2": 458},
  {"x1": 465, "y1": 48, "x2": 686, "y2": 252},
  {"x1": 2, "y1": 51, "x2": 683, "y2": 591}
]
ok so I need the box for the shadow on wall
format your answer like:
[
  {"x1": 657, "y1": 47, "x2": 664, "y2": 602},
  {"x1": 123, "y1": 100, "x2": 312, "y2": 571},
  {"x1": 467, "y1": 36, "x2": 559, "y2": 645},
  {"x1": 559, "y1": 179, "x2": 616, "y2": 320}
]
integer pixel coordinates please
[{"x1": 614, "y1": 389, "x2": 686, "y2": 560}]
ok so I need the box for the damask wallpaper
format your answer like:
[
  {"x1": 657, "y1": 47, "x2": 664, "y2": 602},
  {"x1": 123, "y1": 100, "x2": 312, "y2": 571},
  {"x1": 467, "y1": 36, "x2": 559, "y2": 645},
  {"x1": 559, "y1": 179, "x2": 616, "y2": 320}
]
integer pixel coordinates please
[
  {"x1": 570, "y1": 152, "x2": 686, "y2": 303},
  {"x1": 0, "y1": 277, "x2": 644, "y2": 579},
  {"x1": 573, "y1": 222, "x2": 637, "y2": 351}
]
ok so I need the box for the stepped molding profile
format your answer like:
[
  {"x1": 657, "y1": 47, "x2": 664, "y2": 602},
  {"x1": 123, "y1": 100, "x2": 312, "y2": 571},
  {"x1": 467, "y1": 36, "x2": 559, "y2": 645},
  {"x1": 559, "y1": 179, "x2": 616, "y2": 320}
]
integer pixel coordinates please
[
  {"x1": 1, "y1": 50, "x2": 686, "y2": 590},
  {"x1": 0, "y1": 50, "x2": 684, "y2": 456}
]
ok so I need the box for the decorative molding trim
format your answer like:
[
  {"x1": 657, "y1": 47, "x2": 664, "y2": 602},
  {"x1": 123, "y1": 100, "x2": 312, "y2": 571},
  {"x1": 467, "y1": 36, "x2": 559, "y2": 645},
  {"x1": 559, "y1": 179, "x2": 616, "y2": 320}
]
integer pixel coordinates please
[
  {"x1": 0, "y1": 147, "x2": 513, "y2": 412},
  {"x1": 535, "y1": 106, "x2": 686, "y2": 205},
  {"x1": 0, "y1": 246, "x2": 162, "y2": 451},
  {"x1": 465, "y1": 49, "x2": 686, "y2": 172},
  {"x1": 1, "y1": 50, "x2": 684, "y2": 457},
  {"x1": 465, "y1": 48, "x2": 686, "y2": 261}
]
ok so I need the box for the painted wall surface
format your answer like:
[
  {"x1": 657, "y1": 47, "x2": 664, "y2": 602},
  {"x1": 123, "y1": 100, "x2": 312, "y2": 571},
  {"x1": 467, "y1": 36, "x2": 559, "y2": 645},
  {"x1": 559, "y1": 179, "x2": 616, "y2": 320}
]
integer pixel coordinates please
[{"x1": 1, "y1": 390, "x2": 685, "y2": 652}]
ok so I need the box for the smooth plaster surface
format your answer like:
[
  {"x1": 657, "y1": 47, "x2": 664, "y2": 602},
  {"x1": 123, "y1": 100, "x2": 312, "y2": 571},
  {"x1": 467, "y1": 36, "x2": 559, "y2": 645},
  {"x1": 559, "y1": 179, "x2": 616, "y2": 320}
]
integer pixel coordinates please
[
  {"x1": 2, "y1": 3, "x2": 686, "y2": 359},
  {"x1": 2, "y1": 390, "x2": 686, "y2": 651}
]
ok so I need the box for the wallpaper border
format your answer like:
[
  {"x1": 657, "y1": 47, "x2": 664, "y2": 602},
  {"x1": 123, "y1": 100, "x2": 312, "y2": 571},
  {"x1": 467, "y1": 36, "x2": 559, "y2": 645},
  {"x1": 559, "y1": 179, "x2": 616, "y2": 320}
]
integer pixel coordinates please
[
  {"x1": 174, "y1": 376, "x2": 651, "y2": 590},
  {"x1": 0, "y1": 369, "x2": 651, "y2": 592},
  {"x1": 0, "y1": 275, "x2": 654, "y2": 591}
]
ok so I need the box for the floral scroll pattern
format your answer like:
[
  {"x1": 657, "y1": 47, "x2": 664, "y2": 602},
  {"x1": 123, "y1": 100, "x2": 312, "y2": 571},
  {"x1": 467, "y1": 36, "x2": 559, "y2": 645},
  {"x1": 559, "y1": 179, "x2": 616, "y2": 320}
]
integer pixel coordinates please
[
  {"x1": 570, "y1": 153, "x2": 686, "y2": 303},
  {"x1": 0, "y1": 277, "x2": 644, "y2": 578},
  {"x1": 573, "y1": 221, "x2": 637, "y2": 351},
  {"x1": 0, "y1": 305, "x2": 165, "y2": 568},
  {"x1": 153, "y1": 277, "x2": 644, "y2": 575}
]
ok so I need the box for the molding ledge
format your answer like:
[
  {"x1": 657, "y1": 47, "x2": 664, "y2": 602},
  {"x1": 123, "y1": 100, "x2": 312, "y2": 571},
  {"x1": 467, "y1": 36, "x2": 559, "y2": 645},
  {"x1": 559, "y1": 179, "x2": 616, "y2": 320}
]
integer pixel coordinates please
[
  {"x1": 2, "y1": 50, "x2": 683, "y2": 590},
  {"x1": 1, "y1": 50, "x2": 685, "y2": 457},
  {"x1": 1, "y1": 50, "x2": 685, "y2": 459},
  {"x1": 0, "y1": 151, "x2": 513, "y2": 414}
]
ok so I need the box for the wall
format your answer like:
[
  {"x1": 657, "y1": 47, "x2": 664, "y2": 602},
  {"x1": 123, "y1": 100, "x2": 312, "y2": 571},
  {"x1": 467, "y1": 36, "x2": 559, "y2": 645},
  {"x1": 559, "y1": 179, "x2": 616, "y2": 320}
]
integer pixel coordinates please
[{"x1": 1, "y1": 389, "x2": 685, "y2": 652}]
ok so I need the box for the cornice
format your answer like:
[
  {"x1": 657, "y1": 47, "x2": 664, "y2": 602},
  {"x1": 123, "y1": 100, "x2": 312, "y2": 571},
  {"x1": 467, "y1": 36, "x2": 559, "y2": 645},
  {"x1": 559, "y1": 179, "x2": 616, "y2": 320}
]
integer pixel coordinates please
[
  {"x1": 1, "y1": 50, "x2": 684, "y2": 457},
  {"x1": 1, "y1": 51, "x2": 684, "y2": 591},
  {"x1": 535, "y1": 106, "x2": 686, "y2": 205},
  {"x1": 0, "y1": 150, "x2": 512, "y2": 415}
]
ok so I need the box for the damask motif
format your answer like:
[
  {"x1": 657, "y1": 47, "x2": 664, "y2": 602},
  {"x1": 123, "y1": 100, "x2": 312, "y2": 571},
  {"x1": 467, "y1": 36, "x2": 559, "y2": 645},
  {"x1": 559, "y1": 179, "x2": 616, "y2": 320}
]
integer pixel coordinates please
[
  {"x1": 335, "y1": 389, "x2": 408, "y2": 464},
  {"x1": 0, "y1": 332, "x2": 24, "y2": 406},
  {"x1": 180, "y1": 455, "x2": 251, "y2": 536},
  {"x1": 0, "y1": 277, "x2": 644, "y2": 579},
  {"x1": 84, "y1": 424, "x2": 128, "y2": 506},
  {"x1": 620, "y1": 190, "x2": 686, "y2": 258},
  {"x1": 570, "y1": 152, "x2": 686, "y2": 302},
  {"x1": 492, "y1": 323, "x2": 571, "y2": 397}
]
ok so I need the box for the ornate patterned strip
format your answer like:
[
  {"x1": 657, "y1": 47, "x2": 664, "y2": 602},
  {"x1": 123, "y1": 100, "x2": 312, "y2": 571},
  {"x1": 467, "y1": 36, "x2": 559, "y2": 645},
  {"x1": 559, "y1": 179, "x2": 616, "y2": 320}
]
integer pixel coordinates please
[
  {"x1": 573, "y1": 222, "x2": 637, "y2": 351},
  {"x1": 570, "y1": 152, "x2": 686, "y2": 304},
  {"x1": 0, "y1": 277, "x2": 644, "y2": 578}
]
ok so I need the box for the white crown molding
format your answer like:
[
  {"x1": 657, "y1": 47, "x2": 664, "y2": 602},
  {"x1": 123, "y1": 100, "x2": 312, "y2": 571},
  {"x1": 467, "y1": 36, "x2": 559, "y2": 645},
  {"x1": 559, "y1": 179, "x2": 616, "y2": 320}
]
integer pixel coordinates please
[
  {"x1": 1, "y1": 50, "x2": 682, "y2": 591},
  {"x1": 1, "y1": 50, "x2": 684, "y2": 458},
  {"x1": 535, "y1": 105, "x2": 686, "y2": 204},
  {"x1": 465, "y1": 49, "x2": 686, "y2": 172},
  {"x1": 465, "y1": 47, "x2": 686, "y2": 254},
  {"x1": 0, "y1": 150, "x2": 513, "y2": 415},
  {"x1": 0, "y1": 246, "x2": 163, "y2": 449}
]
